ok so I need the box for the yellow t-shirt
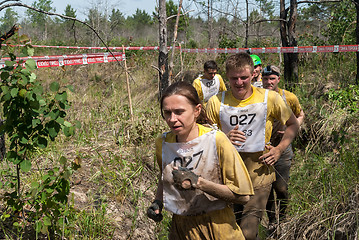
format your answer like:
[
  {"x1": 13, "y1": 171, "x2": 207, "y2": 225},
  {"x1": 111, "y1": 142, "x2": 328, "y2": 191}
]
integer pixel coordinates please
[
  {"x1": 278, "y1": 88, "x2": 302, "y2": 116},
  {"x1": 155, "y1": 124, "x2": 253, "y2": 240},
  {"x1": 271, "y1": 88, "x2": 302, "y2": 146},
  {"x1": 193, "y1": 74, "x2": 227, "y2": 105},
  {"x1": 205, "y1": 86, "x2": 293, "y2": 188}
]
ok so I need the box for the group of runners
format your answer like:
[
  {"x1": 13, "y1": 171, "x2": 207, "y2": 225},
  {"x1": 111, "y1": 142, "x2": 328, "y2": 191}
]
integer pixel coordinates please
[{"x1": 147, "y1": 52, "x2": 304, "y2": 240}]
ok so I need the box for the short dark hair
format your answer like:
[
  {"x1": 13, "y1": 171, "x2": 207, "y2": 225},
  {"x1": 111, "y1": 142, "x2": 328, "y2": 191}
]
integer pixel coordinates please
[{"x1": 204, "y1": 60, "x2": 218, "y2": 71}]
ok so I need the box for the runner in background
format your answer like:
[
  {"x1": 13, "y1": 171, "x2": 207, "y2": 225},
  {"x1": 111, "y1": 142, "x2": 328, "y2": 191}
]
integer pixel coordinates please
[
  {"x1": 250, "y1": 54, "x2": 263, "y2": 88},
  {"x1": 192, "y1": 60, "x2": 227, "y2": 107},
  {"x1": 147, "y1": 81, "x2": 254, "y2": 240},
  {"x1": 262, "y1": 65, "x2": 305, "y2": 228},
  {"x1": 206, "y1": 53, "x2": 299, "y2": 240}
]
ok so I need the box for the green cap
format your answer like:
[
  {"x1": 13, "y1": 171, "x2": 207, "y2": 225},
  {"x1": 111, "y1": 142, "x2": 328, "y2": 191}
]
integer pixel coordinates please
[{"x1": 250, "y1": 55, "x2": 262, "y2": 66}]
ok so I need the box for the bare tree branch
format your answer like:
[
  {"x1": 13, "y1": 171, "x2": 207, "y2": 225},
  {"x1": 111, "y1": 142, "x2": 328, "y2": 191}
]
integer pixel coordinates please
[
  {"x1": 252, "y1": 18, "x2": 288, "y2": 25},
  {"x1": 297, "y1": 0, "x2": 341, "y2": 3},
  {"x1": 0, "y1": 0, "x2": 19, "y2": 6},
  {"x1": 0, "y1": 24, "x2": 19, "y2": 47},
  {"x1": 167, "y1": 10, "x2": 193, "y2": 21},
  {"x1": 0, "y1": 2, "x2": 125, "y2": 69}
]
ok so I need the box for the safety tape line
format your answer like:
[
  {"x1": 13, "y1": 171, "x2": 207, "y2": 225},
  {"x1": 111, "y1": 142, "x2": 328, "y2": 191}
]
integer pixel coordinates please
[
  {"x1": 0, "y1": 52, "x2": 125, "y2": 69},
  {"x1": 2, "y1": 44, "x2": 359, "y2": 53}
]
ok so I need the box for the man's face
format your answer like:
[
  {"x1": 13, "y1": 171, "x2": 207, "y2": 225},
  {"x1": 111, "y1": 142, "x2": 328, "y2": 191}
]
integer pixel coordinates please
[
  {"x1": 203, "y1": 68, "x2": 217, "y2": 80},
  {"x1": 262, "y1": 74, "x2": 280, "y2": 91},
  {"x1": 227, "y1": 67, "x2": 254, "y2": 100},
  {"x1": 253, "y1": 64, "x2": 262, "y2": 78}
]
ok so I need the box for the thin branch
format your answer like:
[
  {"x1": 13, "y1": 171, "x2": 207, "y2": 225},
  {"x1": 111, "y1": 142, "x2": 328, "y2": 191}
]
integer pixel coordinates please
[
  {"x1": 252, "y1": 18, "x2": 287, "y2": 24},
  {"x1": 298, "y1": 0, "x2": 341, "y2": 3},
  {"x1": 167, "y1": 10, "x2": 193, "y2": 20},
  {"x1": 0, "y1": 24, "x2": 19, "y2": 46},
  {"x1": 0, "y1": 0, "x2": 19, "y2": 6},
  {"x1": 0, "y1": 3, "x2": 125, "y2": 69}
]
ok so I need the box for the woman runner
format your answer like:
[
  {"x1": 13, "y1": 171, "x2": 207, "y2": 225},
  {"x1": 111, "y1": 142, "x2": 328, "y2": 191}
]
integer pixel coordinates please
[{"x1": 147, "y1": 81, "x2": 254, "y2": 240}]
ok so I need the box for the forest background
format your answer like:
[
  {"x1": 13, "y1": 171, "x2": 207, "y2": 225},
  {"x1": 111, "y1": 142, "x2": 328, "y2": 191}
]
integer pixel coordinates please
[{"x1": 0, "y1": 0, "x2": 358, "y2": 239}]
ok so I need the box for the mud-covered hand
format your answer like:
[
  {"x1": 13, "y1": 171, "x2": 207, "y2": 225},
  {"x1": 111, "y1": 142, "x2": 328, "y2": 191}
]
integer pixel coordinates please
[
  {"x1": 147, "y1": 200, "x2": 163, "y2": 222},
  {"x1": 172, "y1": 167, "x2": 199, "y2": 190}
]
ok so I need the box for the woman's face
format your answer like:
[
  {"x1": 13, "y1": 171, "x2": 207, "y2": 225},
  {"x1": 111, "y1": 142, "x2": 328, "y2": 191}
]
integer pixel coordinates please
[{"x1": 162, "y1": 94, "x2": 201, "y2": 141}]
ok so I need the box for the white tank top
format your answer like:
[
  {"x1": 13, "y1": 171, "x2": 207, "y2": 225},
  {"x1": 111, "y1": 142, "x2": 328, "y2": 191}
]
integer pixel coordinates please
[
  {"x1": 161, "y1": 130, "x2": 227, "y2": 216},
  {"x1": 200, "y1": 75, "x2": 221, "y2": 102},
  {"x1": 219, "y1": 90, "x2": 268, "y2": 152}
]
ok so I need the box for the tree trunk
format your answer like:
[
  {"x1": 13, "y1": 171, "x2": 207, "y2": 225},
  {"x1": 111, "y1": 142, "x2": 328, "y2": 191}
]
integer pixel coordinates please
[
  {"x1": 169, "y1": 0, "x2": 183, "y2": 83},
  {"x1": 245, "y1": 0, "x2": 249, "y2": 48},
  {"x1": 158, "y1": 0, "x2": 169, "y2": 98},
  {"x1": 208, "y1": 0, "x2": 213, "y2": 47},
  {"x1": 356, "y1": 0, "x2": 359, "y2": 85},
  {"x1": 280, "y1": 0, "x2": 299, "y2": 90}
]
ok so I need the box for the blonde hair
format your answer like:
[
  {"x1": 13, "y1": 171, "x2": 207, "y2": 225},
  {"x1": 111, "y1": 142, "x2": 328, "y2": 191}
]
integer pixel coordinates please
[{"x1": 226, "y1": 53, "x2": 254, "y2": 74}]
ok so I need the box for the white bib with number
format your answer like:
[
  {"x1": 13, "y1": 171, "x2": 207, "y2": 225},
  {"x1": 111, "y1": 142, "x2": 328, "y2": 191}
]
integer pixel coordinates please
[
  {"x1": 219, "y1": 90, "x2": 268, "y2": 152},
  {"x1": 162, "y1": 130, "x2": 226, "y2": 216},
  {"x1": 200, "y1": 75, "x2": 220, "y2": 102}
]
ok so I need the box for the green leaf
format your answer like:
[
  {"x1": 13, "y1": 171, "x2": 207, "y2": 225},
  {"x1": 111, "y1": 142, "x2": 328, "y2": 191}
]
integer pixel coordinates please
[
  {"x1": 10, "y1": 88, "x2": 18, "y2": 97},
  {"x1": 35, "y1": 221, "x2": 43, "y2": 233},
  {"x1": 50, "y1": 82, "x2": 60, "y2": 92},
  {"x1": 56, "y1": 117, "x2": 64, "y2": 124},
  {"x1": 13, "y1": 222, "x2": 20, "y2": 227},
  {"x1": 74, "y1": 120, "x2": 82, "y2": 128},
  {"x1": 20, "y1": 136, "x2": 28, "y2": 144},
  {"x1": 27, "y1": 47, "x2": 35, "y2": 57},
  {"x1": 20, "y1": 160, "x2": 32, "y2": 172},
  {"x1": 48, "y1": 127, "x2": 58, "y2": 138},
  {"x1": 66, "y1": 85, "x2": 74, "y2": 92},
  {"x1": 59, "y1": 156, "x2": 67, "y2": 165},
  {"x1": 31, "y1": 181, "x2": 39, "y2": 188},
  {"x1": 1, "y1": 71, "x2": 9, "y2": 80},
  {"x1": 29, "y1": 73, "x2": 36, "y2": 82},
  {"x1": 63, "y1": 126, "x2": 74, "y2": 137},
  {"x1": 43, "y1": 216, "x2": 52, "y2": 226},
  {"x1": 25, "y1": 59, "x2": 36, "y2": 71},
  {"x1": 49, "y1": 110, "x2": 60, "y2": 120},
  {"x1": 21, "y1": 68, "x2": 31, "y2": 76},
  {"x1": 1, "y1": 86, "x2": 9, "y2": 94},
  {"x1": 64, "y1": 121, "x2": 72, "y2": 127},
  {"x1": 5, "y1": 60, "x2": 15, "y2": 67},
  {"x1": 39, "y1": 99, "x2": 46, "y2": 106},
  {"x1": 32, "y1": 119, "x2": 41, "y2": 128},
  {"x1": 55, "y1": 92, "x2": 68, "y2": 101}
]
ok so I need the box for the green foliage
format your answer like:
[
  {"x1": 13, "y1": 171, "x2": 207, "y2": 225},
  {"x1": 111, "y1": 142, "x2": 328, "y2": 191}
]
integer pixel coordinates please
[
  {"x1": 254, "y1": 0, "x2": 275, "y2": 19},
  {"x1": 126, "y1": 9, "x2": 153, "y2": 30},
  {"x1": 26, "y1": 0, "x2": 54, "y2": 28},
  {"x1": 326, "y1": 85, "x2": 359, "y2": 113},
  {"x1": 0, "y1": 8, "x2": 19, "y2": 33},
  {"x1": 323, "y1": 0, "x2": 355, "y2": 44},
  {"x1": 0, "y1": 40, "x2": 77, "y2": 237},
  {"x1": 26, "y1": 156, "x2": 79, "y2": 236}
]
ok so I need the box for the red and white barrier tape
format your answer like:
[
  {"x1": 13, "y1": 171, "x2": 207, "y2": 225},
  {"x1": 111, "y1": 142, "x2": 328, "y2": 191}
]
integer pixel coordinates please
[
  {"x1": 2, "y1": 44, "x2": 359, "y2": 53},
  {"x1": 0, "y1": 52, "x2": 125, "y2": 69}
]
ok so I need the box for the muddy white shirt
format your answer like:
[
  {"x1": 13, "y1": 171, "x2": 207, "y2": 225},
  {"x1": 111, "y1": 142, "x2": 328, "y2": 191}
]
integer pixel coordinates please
[
  {"x1": 193, "y1": 74, "x2": 227, "y2": 104},
  {"x1": 219, "y1": 90, "x2": 269, "y2": 152},
  {"x1": 161, "y1": 130, "x2": 227, "y2": 216}
]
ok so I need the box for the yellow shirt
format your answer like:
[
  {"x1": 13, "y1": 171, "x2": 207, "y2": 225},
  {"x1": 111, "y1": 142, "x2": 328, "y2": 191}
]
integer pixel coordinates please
[
  {"x1": 271, "y1": 88, "x2": 303, "y2": 146},
  {"x1": 155, "y1": 124, "x2": 253, "y2": 240},
  {"x1": 193, "y1": 74, "x2": 227, "y2": 106},
  {"x1": 278, "y1": 88, "x2": 302, "y2": 116},
  {"x1": 206, "y1": 86, "x2": 293, "y2": 188}
]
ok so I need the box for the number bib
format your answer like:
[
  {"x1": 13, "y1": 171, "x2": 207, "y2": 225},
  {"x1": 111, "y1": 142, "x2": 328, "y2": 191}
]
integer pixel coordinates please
[
  {"x1": 162, "y1": 130, "x2": 226, "y2": 216},
  {"x1": 200, "y1": 75, "x2": 220, "y2": 102},
  {"x1": 219, "y1": 90, "x2": 268, "y2": 152}
]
